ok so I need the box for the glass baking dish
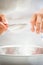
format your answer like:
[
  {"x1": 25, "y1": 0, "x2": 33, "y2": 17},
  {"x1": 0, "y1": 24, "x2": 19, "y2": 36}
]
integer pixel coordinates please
[{"x1": 0, "y1": 45, "x2": 43, "y2": 56}]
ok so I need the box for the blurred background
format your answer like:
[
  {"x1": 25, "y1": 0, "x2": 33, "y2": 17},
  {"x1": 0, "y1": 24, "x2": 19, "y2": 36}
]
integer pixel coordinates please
[{"x1": 0, "y1": 0, "x2": 43, "y2": 15}]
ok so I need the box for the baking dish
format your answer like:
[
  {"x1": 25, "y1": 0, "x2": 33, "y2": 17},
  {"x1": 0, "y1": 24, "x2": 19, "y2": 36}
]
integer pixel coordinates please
[
  {"x1": 0, "y1": 45, "x2": 43, "y2": 56},
  {"x1": 0, "y1": 45, "x2": 43, "y2": 65}
]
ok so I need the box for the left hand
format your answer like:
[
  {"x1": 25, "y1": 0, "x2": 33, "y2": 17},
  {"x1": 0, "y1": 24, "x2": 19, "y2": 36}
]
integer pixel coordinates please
[{"x1": 0, "y1": 14, "x2": 8, "y2": 35}]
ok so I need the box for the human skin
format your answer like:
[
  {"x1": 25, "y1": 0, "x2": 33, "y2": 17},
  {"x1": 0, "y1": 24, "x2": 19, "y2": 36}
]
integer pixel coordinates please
[
  {"x1": 31, "y1": 9, "x2": 43, "y2": 34},
  {"x1": 0, "y1": 14, "x2": 8, "y2": 35},
  {"x1": 5, "y1": 47, "x2": 14, "y2": 54},
  {"x1": 33, "y1": 48, "x2": 43, "y2": 54}
]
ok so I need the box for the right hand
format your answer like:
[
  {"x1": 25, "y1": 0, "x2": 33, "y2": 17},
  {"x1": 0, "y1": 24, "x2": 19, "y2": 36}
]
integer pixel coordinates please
[{"x1": 30, "y1": 9, "x2": 43, "y2": 34}]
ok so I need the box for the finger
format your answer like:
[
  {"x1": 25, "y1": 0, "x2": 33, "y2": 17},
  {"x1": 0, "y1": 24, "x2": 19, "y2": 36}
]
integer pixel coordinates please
[
  {"x1": 0, "y1": 14, "x2": 8, "y2": 25},
  {"x1": 31, "y1": 14, "x2": 37, "y2": 32},
  {"x1": 0, "y1": 22, "x2": 7, "y2": 30},
  {"x1": 36, "y1": 15, "x2": 41, "y2": 33},
  {"x1": 41, "y1": 19, "x2": 43, "y2": 33},
  {"x1": 36, "y1": 22, "x2": 40, "y2": 33},
  {"x1": 0, "y1": 14, "x2": 5, "y2": 22},
  {"x1": 0, "y1": 14, "x2": 8, "y2": 29},
  {"x1": 3, "y1": 19, "x2": 8, "y2": 29},
  {"x1": 0, "y1": 22, "x2": 7, "y2": 34}
]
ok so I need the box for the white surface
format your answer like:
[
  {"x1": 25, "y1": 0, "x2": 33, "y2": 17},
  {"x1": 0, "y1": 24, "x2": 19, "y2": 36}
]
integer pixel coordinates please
[
  {"x1": 0, "y1": 0, "x2": 43, "y2": 15},
  {"x1": 0, "y1": 18, "x2": 43, "y2": 47}
]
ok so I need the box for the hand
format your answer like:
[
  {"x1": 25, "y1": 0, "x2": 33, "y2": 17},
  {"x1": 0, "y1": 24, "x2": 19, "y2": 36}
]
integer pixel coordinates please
[
  {"x1": 31, "y1": 9, "x2": 43, "y2": 34},
  {"x1": 0, "y1": 14, "x2": 8, "y2": 35}
]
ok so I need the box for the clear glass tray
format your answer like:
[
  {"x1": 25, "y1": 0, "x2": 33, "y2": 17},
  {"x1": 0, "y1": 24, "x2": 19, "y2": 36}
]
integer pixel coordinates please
[{"x1": 0, "y1": 45, "x2": 43, "y2": 56}]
